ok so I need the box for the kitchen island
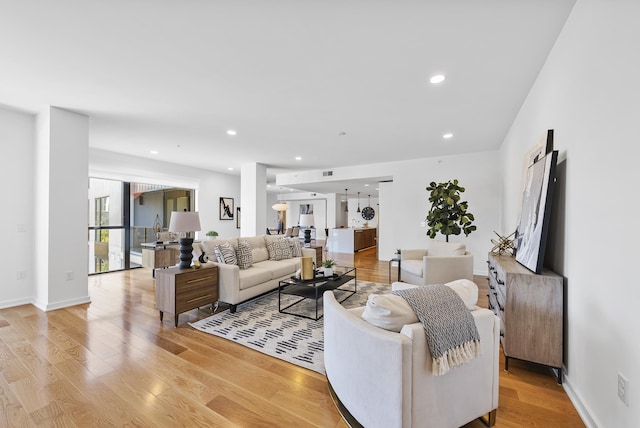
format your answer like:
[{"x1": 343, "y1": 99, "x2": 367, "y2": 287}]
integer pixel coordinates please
[{"x1": 327, "y1": 227, "x2": 377, "y2": 253}]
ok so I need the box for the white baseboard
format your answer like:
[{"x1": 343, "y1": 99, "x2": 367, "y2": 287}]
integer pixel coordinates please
[
  {"x1": 0, "y1": 297, "x2": 33, "y2": 310},
  {"x1": 31, "y1": 295, "x2": 91, "y2": 312},
  {"x1": 563, "y1": 369, "x2": 602, "y2": 428}
]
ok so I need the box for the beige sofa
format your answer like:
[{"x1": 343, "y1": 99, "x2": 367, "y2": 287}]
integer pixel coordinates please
[{"x1": 192, "y1": 235, "x2": 317, "y2": 313}]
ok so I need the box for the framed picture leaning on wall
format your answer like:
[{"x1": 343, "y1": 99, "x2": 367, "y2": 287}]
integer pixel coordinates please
[{"x1": 220, "y1": 197, "x2": 234, "y2": 220}]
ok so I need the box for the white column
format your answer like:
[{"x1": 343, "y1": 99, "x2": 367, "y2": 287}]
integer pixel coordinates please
[
  {"x1": 240, "y1": 162, "x2": 267, "y2": 236},
  {"x1": 34, "y1": 106, "x2": 90, "y2": 311}
]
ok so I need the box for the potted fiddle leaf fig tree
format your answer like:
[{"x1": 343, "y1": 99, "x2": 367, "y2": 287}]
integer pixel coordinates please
[{"x1": 425, "y1": 179, "x2": 476, "y2": 242}]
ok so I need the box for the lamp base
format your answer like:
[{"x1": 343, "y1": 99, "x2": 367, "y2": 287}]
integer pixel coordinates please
[
  {"x1": 178, "y1": 237, "x2": 194, "y2": 269},
  {"x1": 304, "y1": 229, "x2": 312, "y2": 247}
]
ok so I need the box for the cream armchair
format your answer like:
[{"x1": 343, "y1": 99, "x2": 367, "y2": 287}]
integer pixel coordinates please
[
  {"x1": 323, "y1": 289, "x2": 500, "y2": 428},
  {"x1": 401, "y1": 241, "x2": 473, "y2": 285}
]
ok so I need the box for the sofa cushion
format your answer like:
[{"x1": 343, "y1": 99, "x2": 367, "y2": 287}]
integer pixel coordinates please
[
  {"x1": 218, "y1": 242, "x2": 237, "y2": 265},
  {"x1": 236, "y1": 240, "x2": 253, "y2": 270},
  {"x1": 238, "y1": 266, "x2": 273, "y2": 290},
  {"x1": 256, "y1": 259, "x2": 296, "y2": 278},
  {"x1": 243, "y1": 236, "x2": 269, "y2": 263},
  {"x1": 402, "y1": 259, "x2": 423, "y2": 277},
  {"x1": 428, "y1": 240, "x2": 466, "y2": 256},
  {"x1": 361, "y1": 294, "x2": 418, "y2": 332},
  {"x1": 267, "y1": 238, "x2": 292, "y2": 261}
]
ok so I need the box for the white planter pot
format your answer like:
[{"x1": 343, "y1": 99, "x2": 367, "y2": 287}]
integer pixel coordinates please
[{"x1": 323, "y1": 267, "x2": 333, "y2": 276}]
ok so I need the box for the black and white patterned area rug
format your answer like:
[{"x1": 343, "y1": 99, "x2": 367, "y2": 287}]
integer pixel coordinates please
[{"x1": 189, "y1": 281, "x2": 390, "y2": 374}]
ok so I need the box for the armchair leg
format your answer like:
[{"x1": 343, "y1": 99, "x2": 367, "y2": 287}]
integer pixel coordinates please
[{"x1": 480, "y1": 409, "x2": 497, "y2": 427}]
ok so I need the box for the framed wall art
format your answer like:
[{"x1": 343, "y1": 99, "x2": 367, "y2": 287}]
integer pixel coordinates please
[
  {"x1": 220, "y1": 197, "x2": 234, "y2": 220},
  {"x1": 514, "y1": 150, "x2": 558, "y2": 274}
]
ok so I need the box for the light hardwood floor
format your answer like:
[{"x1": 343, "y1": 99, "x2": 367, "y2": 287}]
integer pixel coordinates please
[{"x1": 0, "y1": 247, "x2": 584, "y2": 427}]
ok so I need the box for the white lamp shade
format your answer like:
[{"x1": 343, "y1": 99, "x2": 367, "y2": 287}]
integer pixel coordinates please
[
  {"x1": 299, "y1": 214, "x2": 315, "y2": 228},
  {"x1": 272, "y1": 203, "x2": 288, "y2": 211},
  {"x1": 168, "y1": 211, "x2": 201, "y2": 233}
]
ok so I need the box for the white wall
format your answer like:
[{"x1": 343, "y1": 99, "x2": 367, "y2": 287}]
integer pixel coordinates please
[
  {"x1": 499, "y1": 1, "x2": 639, "y2": 426},
  {"x1": 278, "y1": 152, "x2": 501, "y2": 273},
  {"x1": 0, "y1": 107, "x2": 34, "y2": 308}
]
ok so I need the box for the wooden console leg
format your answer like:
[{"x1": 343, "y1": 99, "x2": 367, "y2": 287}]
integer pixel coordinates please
[{"x1": 230, "y1": 304, "x2": 237, "y2": 313}]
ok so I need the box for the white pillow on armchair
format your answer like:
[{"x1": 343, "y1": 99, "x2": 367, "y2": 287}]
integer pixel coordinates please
[{"x1": 391, "y1": 279, "x2": 478, "y2": 309}]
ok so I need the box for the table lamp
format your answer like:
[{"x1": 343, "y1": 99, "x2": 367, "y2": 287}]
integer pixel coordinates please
[
  {"x1": 299, "y1": 214, "x2": 315, "y2": 247},
  {"x1": 168, "y1": 211, "x2": 201, "y2": 269}
]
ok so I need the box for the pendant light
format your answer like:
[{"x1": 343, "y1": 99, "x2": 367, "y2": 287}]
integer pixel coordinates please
[
  {"x1": 344, "y1": 188, "x2": 349, "y2": 212},
  {"x1": 357, "y1": 192, "x2": 361, "y2": 213}
]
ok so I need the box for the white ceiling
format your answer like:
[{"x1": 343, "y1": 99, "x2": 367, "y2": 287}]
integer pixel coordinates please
[{"x1": 0, "y1": 0, "x2": 575, "y2": 196}]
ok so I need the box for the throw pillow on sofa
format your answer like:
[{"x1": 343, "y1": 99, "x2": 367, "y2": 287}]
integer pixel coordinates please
[
  {"x1": 287, "y1": 238, "x2": 302, "y2": 257},
  {"x1": 213, "y1": 246, "x2": 224, "y2": 263},
  {"x1": 267, "y1": 238, "x2": 292, "y2": 261},
  {"x1": 217, "y1": 242, "x2": 237, "y2": 265},
  {"x1": 236, "y1": 240, "x2": 253, "y2": 269}
]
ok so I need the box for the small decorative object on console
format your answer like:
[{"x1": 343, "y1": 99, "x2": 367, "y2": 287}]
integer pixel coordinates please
[{"x1": 490, "y1": 230, "x2": 516, "y2": 256}]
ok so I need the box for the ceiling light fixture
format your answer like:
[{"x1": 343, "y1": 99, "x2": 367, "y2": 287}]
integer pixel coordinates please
[
  {"x1": 443, "y1": 133, "x2": 453, "y2": 139},
  {"x1": 227, "y1": 167, "x2": 234, "y2": 171},
  {"x1": 150, "y1": 150, "x2": 159, "y2": 154},
  {"x1": 295, "y1": 156, "x2": 302, "y2": 161},
  {"x1": 430, "y1": 74, "x2": 446, "y2": 84},
  {"x1": 357, "y1": 192, "x2": 361, "y2": 213},
  {"x1": 226, "y1": 129, "x2": 237, "y2": 136}
]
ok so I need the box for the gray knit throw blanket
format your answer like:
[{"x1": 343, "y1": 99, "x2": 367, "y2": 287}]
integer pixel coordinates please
[{"x1": 393, "y1": 285, "x2": 481, "y2": 375}]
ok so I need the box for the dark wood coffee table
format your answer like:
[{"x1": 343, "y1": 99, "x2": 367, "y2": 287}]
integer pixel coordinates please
[{"x1": 278, "y1": 266, "x2": 357, "y2": 320}]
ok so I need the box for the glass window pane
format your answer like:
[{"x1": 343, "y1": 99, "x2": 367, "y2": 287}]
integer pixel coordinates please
[
  {"x1": 88, "y1": 228, "x2": 125, "y2": 274},
  {"x1": 88, "y1": 178, "x2": 123, "y2": 227}
]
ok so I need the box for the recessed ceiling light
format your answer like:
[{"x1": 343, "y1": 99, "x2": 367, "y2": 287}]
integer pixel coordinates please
[
  {"x1": 443, "y1": 133, "x2": 453, "y2": 139},
  {"x1": 364, "y1": 184, "x2": 369, "y2": 187},
  {"x1": 295, "y1": 156, "x2": 302, "y2": 161},
  {"x1": 227, "y1": 167, "x2": 234, "y2": 171},
  {"x1": 150, "y1": 150, "x2": 159, "y2": 154},
  {"x1": 226, "y1": 129, "x2": 237, "y2": 136},
  {"x1": 430, "y1": 74, "x2": 446, "y2": 84}
]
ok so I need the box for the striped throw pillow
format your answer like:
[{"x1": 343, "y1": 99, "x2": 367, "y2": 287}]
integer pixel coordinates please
[
  {"x1": 217, "y1": 242, "x2": 237, "y2": 265},
  {"x1": 213, "y1": 246, "x2": 224, "y2": 263},
  {"x1": 236, "y1": 240, "x2": 253, "y2": 269}
]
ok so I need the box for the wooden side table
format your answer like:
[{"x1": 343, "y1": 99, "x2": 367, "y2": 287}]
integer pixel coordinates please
[
  {"x1": 304, "y1": 244, "x2": 323, "y2": 265},
  {"x1": 155, "y1": 264, "x2": 219, "y2": 327}
]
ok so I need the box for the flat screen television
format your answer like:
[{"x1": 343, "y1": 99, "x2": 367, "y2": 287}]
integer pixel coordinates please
[{"x1": 514, "y1": 150, "x2": 558, "y2": 274}]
